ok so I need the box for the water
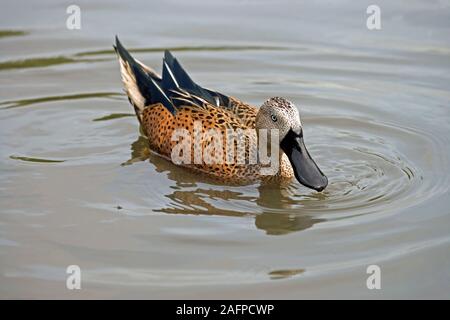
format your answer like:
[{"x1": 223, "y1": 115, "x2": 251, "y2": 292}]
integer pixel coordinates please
[{"x1": 1, "y1": 0, "x2": 449, "y2": 298}]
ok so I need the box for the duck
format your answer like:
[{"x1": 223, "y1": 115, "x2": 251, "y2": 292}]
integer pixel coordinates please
[{"x1": 114, "y1": 36, "x2": 328, "y2": 191}]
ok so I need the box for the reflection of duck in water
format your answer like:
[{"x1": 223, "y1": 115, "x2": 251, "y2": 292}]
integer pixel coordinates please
[
  {"x1": 115, "y1": 37, "x2": 327, "y2": 191},
  {"x1": 124, "y1": 136, "x2": 325, "y2": 235}
]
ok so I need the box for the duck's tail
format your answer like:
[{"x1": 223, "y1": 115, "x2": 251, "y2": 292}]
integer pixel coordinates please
[{"x1": 114, "y1": 36, "x2": 175, "y2": 122}]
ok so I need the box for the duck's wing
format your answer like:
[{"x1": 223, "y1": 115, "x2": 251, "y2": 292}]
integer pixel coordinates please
[
  {"x1": 115, "y1": 37, "x2": 257, "y2": 126},
  {"x1": 162, "y1": 50, "x2": 257, "y2": 126},
  {"x1": 162, "y1": 50, "x2": 230, "y2": 108},
  {"x1": 115, "y1": 36, "x2": 176, "y2": 120}
]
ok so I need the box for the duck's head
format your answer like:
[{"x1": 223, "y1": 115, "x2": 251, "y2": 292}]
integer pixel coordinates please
[{"x1": 255, "y1": 97, "x2": 328, "y2": 192}]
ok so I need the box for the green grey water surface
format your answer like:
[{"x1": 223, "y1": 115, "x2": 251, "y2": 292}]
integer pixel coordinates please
[{"x1": 0, "y1": 0, "x2": 449, "y2": 299}]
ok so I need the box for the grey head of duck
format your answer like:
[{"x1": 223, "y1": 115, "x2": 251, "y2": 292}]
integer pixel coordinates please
[{"x1": 255, "y1": 97, "x2": 328, "y2": 192}]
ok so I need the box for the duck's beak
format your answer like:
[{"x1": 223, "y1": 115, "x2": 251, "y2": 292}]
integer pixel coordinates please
[{"x1": 280, "y1": 129, "x2": 328, "y2": 192}]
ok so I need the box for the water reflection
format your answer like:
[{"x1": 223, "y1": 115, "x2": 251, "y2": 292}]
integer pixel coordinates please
[
  {"x1": 124, "y1": 136, "x2": 325, "y2": 235},
  {"x1": 268, "y1": 268, "x2": 305, "y2": 280}
]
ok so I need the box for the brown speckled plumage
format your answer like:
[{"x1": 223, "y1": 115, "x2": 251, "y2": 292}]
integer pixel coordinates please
[{"x1": 114, "y1": 38, "x2": 296, "y2": 184}]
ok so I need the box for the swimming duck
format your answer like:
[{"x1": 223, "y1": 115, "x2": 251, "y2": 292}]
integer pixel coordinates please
[{"x1": 114, "y1": 37, "x2": 328, "y2": 191}]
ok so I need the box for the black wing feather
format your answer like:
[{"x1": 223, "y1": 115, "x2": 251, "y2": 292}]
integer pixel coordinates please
[
  {"x1": 115, "y1": 36, "x2": 230, "y2": 115},
  {"x1": 115, "y1": 36, "x2": 176, "y2": 114},
  {"x1": 163, "y1": 50, "x2": 230, "y2": 107}
]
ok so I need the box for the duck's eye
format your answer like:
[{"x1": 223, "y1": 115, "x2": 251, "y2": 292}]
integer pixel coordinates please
[{"x1": 271, "y1": 114, "x2": 277, "y2": 122}]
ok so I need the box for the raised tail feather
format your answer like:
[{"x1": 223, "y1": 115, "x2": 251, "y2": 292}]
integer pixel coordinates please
[
  {"x1": 114, "y1": 36, "x2": 175, "y2": 120},
  {"x1": 114, "y1": 36, "x2": 231, "y2": 121},
  {"x1": 163, "y1": 50, "x2": 230, "y2": 107}
]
